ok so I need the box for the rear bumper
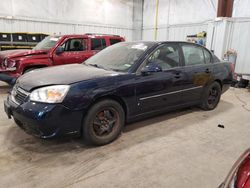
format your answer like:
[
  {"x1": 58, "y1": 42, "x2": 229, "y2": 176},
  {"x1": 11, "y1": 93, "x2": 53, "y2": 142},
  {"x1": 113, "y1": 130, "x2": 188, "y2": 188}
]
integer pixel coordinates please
[{"x1": 4, "y1": 95, "x2": 84, "y2": 138}]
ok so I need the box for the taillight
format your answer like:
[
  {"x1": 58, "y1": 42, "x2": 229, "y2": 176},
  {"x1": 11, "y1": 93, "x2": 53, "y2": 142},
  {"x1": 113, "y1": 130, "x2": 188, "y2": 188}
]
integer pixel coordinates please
[
  {"x1": 229, "y1": 63, "x2": 237, "y2": 79},
  {"x1": 230, "y1": 63, "x2": 235, "y2": 73}
]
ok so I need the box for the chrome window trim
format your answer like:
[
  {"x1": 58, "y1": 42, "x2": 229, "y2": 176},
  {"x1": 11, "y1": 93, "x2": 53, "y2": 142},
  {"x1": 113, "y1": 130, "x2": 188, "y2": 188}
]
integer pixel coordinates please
[{"x1": 139, "y1": 86, "x2": 203, "y2": 101}]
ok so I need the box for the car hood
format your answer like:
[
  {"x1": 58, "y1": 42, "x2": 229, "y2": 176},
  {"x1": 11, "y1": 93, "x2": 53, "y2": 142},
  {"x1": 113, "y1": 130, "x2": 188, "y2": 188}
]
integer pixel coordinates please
[
  {"x1": 17, "y1": 64, "x2": 120, "y2": 91},
  {"x1": 0, "y1": 49, "x2": 48, "y2": 59}
]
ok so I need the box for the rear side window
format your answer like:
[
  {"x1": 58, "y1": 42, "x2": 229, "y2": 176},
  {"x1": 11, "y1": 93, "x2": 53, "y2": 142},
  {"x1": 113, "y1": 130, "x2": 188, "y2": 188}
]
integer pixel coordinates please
[
  {"x1": 110, "y1": 38, "x2": 122, "y2": 45},
  {"x1": 91, "y1": 38, "x2": 106, "y2": 50},
  {"x1": 182, "y1": 45, "x2": 205, "y2": 66}
]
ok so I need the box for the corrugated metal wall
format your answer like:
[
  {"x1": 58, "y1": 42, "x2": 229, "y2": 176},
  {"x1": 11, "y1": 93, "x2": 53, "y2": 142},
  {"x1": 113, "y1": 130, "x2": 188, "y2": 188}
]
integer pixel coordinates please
[
  {"x1": 168, "y1": 23, "x2": 208, "y2": 41},
  {"x1": 0, "y1": 17, "x2": 133, "y2": 41},
  {"x1": 0, "y1": 0, "x2": 134, "y2": 41},
  {"x1": 226, "y1": 18, "x2": 250, "y2": 75},
  {"x1": 142, "y1": 23, "x2": 208, "y2": 41}
]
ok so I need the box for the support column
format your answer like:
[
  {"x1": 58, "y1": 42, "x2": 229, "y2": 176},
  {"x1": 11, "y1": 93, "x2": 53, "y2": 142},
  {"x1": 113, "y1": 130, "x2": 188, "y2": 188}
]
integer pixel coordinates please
[{"x1": 217, "y1": 0, "x2": 234, "y2": 17}]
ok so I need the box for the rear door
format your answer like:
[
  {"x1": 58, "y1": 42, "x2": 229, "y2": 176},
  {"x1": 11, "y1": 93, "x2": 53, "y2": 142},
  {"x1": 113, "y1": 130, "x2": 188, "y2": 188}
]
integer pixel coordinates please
[
  {"x1": 135, "y1": 43, "x2": 185, "y2": 114},
  {"x1": 109, "y1": 38, "x2": 123, "y2": 46},
  {"x1": 180, "y1": 43, "x2": 213, "y2": 103},
  {"x1": 88, "y1": 37, "x2": 107, "y2": 57},
  {"x1": 53, "y1": 38, "x2": 88, "y2": 65}
]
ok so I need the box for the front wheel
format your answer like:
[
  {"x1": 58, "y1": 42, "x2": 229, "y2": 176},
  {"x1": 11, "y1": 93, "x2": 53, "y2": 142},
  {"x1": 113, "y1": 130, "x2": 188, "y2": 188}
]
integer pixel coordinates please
[
  {"x1": 201, "y1": 82, "x2": 222, "y2": 110},
  {"x1": 82, "y1": 99, "x2": 125, "y2": 146}
]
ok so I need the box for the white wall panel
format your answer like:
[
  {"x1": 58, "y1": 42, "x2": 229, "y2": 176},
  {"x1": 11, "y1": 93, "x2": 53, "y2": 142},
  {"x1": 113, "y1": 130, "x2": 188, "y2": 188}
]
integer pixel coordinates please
[
  {"x1": 142, "y1": 0, "x2": 215, "y2": 41},
  {"x1": 0, "y1": 0, "x2": 133, "y2": 28},
  {"x1": 0, "y1": 18, "x2": 133, "y2": 41},
  {"x1": 142, "y1": 23, "x2": 208, "y2": 41},
  {"x1": 227, "y1": 19, "x2": 250, "y2": 75},
  {"x1": 168, "y1": 23, "x2": 208, "y2": 41},
  {"x1": 143, "y1": 0, "x2": 217, "y2": 27},
  {"x1": 142, "y1": 28, "x2": 154, "y2": 41},
  {"x1": 233, "y1": 0, "x2": 250, "y2": 18},
  {"x1": 0, "y1": 0, "x2": 133, "y2": 41}
]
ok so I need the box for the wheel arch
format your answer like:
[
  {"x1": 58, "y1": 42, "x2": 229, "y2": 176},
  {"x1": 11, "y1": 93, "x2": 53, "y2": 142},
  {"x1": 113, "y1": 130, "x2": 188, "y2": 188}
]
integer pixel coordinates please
[
  {"x1": 80, "y1": 94, "x2": 128, "y2": 138},
  {"x1": 214, "y1": 79, "x2": 222, "y2": 89},
  {"x1": 91, "y1": 95, "x2": 128, "y2": 118}
]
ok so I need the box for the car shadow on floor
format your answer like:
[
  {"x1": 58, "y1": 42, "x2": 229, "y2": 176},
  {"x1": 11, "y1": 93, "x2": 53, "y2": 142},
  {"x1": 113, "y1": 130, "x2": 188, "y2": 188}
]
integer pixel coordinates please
[
  {"x1": 4, "y1": 99, "x2": 234, "y2": 157},
  {"x1": 0, "y1": 83, "x2": 11, "y2": 94},
  {"x1": 124, "y1": 99, "x2": 233, "y2": 133}
]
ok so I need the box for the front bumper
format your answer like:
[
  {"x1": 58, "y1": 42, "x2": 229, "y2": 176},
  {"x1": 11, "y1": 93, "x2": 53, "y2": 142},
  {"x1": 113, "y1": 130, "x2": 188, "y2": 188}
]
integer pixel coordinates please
[
  {"x1": 4, "y1": 95, "x2": 83, "y2": 138},
  {"x1": 0, "y1": 73, "x2": 18, "y2": 85}
]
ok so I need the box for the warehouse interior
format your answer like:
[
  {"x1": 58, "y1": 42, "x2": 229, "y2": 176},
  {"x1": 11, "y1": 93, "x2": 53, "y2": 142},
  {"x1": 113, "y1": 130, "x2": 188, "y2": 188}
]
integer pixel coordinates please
[{"x1": 0, "y1": 0, "x2": 250, "y2": 187}]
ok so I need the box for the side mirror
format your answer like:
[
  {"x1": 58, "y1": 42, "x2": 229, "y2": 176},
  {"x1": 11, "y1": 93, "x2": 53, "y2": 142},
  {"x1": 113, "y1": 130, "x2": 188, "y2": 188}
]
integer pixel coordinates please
[
  {"x1": 141, "y1": 62, "x2": 162, "y2": 76},
  {"x1": 56, "y1": 46, "x2": 64, "y2": 54}
]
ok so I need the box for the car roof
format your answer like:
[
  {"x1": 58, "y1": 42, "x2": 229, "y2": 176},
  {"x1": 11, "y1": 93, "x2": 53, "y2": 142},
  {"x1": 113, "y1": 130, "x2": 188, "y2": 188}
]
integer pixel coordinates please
[
  {"x1": 121, "y1": 41, "x2": 206, "y2": 47},
  {"x1": 54, "y1": 34, "x2": 123, "y2": 38}
]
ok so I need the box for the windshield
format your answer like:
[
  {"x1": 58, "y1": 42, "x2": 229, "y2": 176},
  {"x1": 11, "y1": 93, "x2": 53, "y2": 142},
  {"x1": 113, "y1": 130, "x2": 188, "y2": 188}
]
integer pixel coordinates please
[
  {"x1": 33, "y1": 36, "x2": 61, "y2": 50},
  {"x1": 85, "y1": 42, "x2": 153, "y2": 72}
]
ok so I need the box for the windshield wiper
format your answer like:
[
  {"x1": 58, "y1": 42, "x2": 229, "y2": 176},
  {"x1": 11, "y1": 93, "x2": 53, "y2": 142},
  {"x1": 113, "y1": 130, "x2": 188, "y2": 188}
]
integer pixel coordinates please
[{"x1": 87, "y1": 64, "x2": 106, "y2": 70}]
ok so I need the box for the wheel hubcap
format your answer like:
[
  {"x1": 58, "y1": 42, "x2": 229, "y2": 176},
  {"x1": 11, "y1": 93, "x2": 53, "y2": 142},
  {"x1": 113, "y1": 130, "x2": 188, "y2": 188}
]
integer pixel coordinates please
[
  {"x1": 93, "y1": 108, "x2": 118, "y2": 136},
  {"x1": 208, "y1": 87, "x2": 219, "y2": 105}
]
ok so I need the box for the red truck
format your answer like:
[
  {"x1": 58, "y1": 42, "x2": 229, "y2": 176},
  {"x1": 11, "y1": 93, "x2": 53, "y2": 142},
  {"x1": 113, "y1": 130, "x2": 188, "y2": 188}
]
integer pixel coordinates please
[{"x1": 0, "y1": 33, "x2": 125, "y2": 85}]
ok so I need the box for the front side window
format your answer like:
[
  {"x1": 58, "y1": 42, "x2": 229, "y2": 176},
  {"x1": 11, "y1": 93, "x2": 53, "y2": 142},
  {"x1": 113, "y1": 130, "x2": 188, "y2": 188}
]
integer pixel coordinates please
[
  {"x1": 182, "y1": 45, "x2": 205, "y2": 66},
  {"x1": 144, "y1": 44, "x2": 180, "y2": 70},
  {"x1": 91, "y1": 38, "x2": 106, "y2": 50},
  {"x1": 62, "y1": 38, "x2": 86, "y2": 52}
]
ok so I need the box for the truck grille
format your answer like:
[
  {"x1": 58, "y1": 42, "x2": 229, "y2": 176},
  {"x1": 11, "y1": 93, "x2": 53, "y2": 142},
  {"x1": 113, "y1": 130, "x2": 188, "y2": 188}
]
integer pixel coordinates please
[{"x1": 11, "y1": 86, "x2": 30, "y2": 105}]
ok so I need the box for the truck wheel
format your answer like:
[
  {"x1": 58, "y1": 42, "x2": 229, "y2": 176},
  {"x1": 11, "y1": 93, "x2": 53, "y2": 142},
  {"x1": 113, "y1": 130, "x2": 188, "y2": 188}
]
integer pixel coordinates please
[
  {"x1": 82, "y1": 99, "x2": 125, "y2": 146},
  {"x1": 201, "y1": 82, "x2": 222, "y2": 110}
]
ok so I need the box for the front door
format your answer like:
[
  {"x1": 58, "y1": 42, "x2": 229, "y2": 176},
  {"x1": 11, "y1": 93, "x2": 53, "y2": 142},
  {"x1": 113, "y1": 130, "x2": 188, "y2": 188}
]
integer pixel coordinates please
[
  {"x1": 53, "y1": 38, "x2": 88, "y2": 65},
  {"x1": 135, "y1": 44, "x2": 185, "y2": 114}
]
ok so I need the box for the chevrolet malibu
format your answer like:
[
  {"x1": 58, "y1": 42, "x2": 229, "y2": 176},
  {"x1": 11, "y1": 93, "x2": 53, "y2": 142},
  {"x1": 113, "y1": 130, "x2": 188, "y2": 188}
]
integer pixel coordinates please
[{"x1": 4, "y1": 42, "x2": 233, "y2": 145}]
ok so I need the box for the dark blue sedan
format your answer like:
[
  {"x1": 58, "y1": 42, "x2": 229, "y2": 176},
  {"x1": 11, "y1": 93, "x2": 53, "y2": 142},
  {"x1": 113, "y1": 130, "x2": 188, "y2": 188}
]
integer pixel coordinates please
[{"x1": 4, "y1": 41, "x2": 233, "y2": 145}]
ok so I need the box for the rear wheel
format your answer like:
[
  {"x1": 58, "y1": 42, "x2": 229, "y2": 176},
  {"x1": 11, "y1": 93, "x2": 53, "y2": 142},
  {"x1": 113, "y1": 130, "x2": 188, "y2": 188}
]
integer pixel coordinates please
[
  {"x1": 201, "y1": 82, "x2": 222, "y2": 110},
  {"x1": 82, "y1": 99, "x2": 125, "y2": 146}
]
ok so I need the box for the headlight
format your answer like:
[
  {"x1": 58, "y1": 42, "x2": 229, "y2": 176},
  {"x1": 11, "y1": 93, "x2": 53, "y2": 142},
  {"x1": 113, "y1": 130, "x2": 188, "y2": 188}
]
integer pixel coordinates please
[
  {"x1": 3, "y1": 58, "x2": 17, "y2": 71},
  {"x1": 4, "y1": 58, "x2": 16, "y2": 68},
  {"x1": 30, "y1": 85, "x2": 70, "y2": 103}
]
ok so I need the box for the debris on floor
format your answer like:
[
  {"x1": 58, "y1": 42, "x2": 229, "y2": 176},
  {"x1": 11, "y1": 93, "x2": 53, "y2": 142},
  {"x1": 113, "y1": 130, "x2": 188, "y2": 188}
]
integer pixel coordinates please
[{"x1": 218, "y1": 124, "x2": 225, "y2": 128}]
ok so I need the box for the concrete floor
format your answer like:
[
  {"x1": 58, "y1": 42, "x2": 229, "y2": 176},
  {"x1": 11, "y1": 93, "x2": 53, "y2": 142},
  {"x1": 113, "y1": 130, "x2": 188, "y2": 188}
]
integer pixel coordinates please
[{"x1": 0, "y1": 82, "x2": 250, "y2": 188}]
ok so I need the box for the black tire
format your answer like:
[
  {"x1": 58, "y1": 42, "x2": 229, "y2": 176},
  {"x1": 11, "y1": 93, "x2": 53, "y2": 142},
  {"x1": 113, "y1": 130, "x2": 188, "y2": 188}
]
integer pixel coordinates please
[
  {"x1": 82, "y1": 99, "x2": 125, "y2": 146},
  {"x1": 201, "y1": 82, "x2": 222, "y2": 110}
]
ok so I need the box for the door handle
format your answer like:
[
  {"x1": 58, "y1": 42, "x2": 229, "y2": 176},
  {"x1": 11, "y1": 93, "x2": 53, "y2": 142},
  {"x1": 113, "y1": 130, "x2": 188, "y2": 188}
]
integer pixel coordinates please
[
  {"x1": 205, "y1": 68, "x2": 211, "y2": 73},
  {"x1": 174, "y1": 72, "x2": 181, "y2": 79}
]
